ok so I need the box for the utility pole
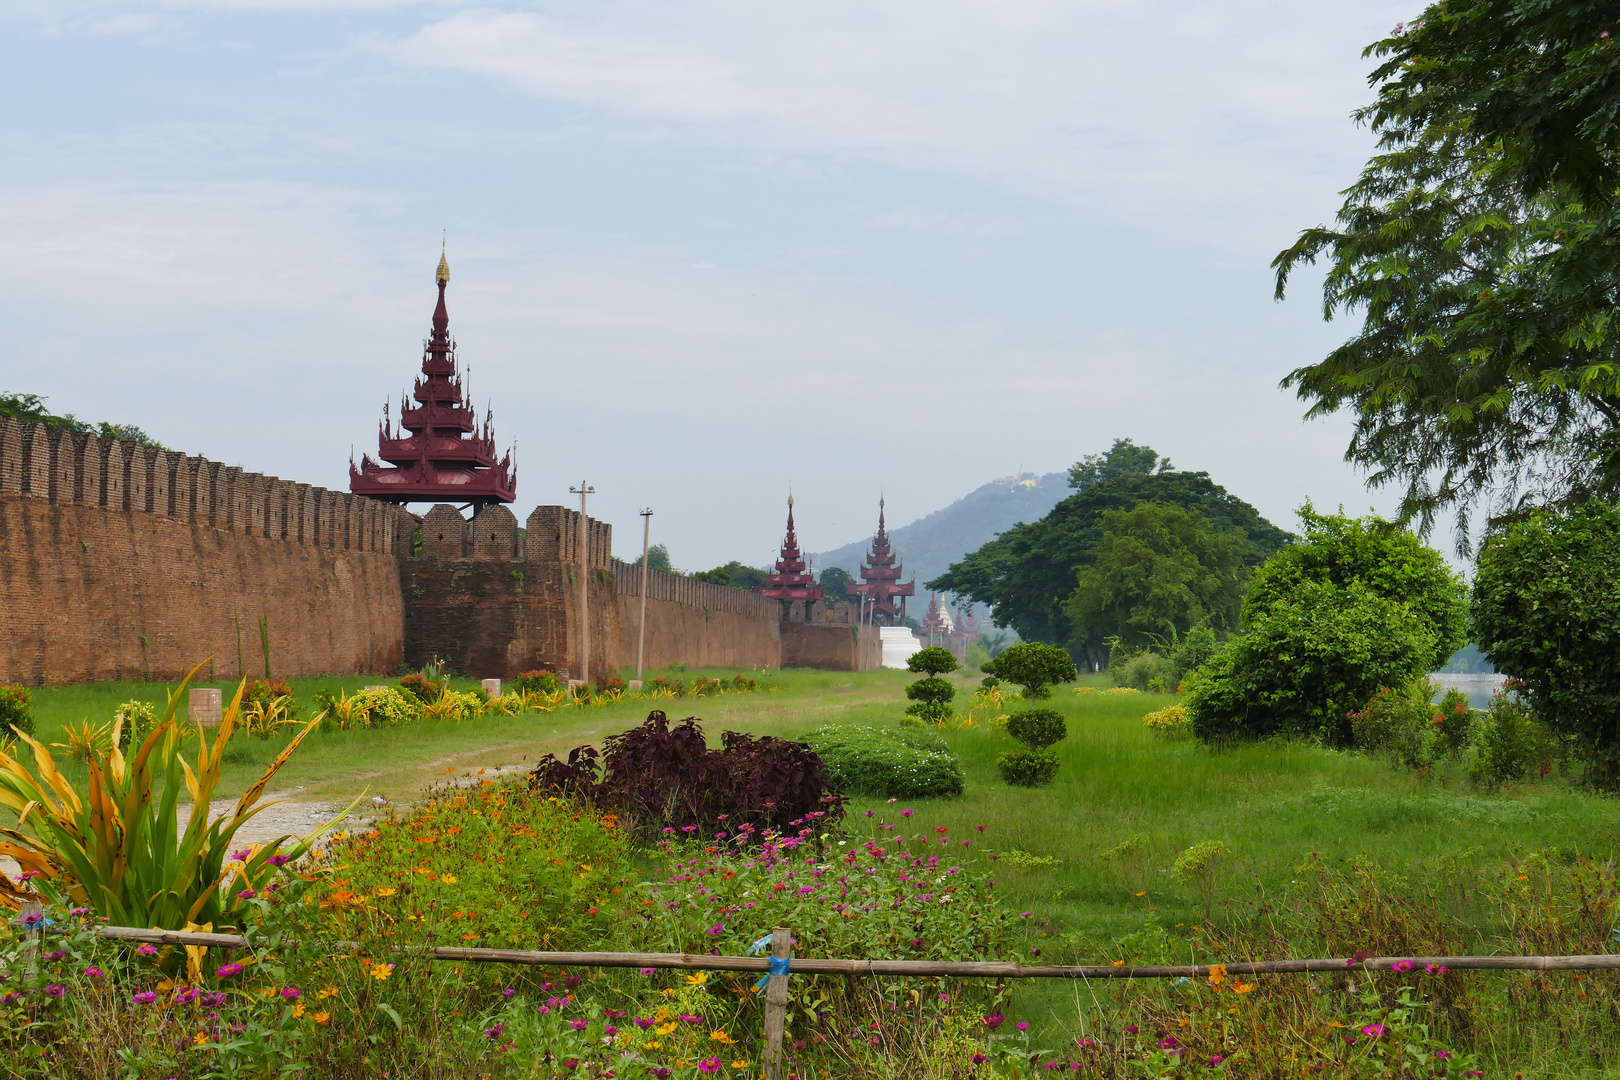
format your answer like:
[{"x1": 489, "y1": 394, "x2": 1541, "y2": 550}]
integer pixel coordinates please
[
  {"x1": 570, "y1": 480, "x2": 595, "y2": 688},
  {"x1": 636, "y1": 507, "x2": 653, "y2": 682}
]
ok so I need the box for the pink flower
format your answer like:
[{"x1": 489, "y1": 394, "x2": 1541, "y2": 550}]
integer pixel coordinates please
[
  {"x1": 1208, "y1": 1054, "x2": 1224, "y2": 1065},
  {"x1": 235, "y1": 890, "x2": 257, "y2": 899},
  {"x1": 1390, "y1": 959, "x2": 1415, "y2": 973},
  {"x1": 604, "y1": 1025, "x2": 619, "y2": 1036},
  {"x1": 266, "y1": 855, "x2": 291, "y2": 867},
  {"x1": 1361, "y1": 1024, "x2": 1387, "y2": 1038},
  {"x1": 44, "y1": 984, "x2": 64, "y2": 998},
  {"x1": 634, "y1": 1018, "x2": 655, "y2": 1029},
  {"x1": 136, "y1": 944, "x2": 159, "y2": 957},
  {"x1": 280, "y1": 987, "x2": 301, "y2": 1000},
  {"x1": 1016, "y1": 1022, "x2": 1030, "y2": 1032},
  {"x1": 983, "y1": 1013, "x2": 1004, "y2": 1030},
  {"x1": 1425, "y1": 963, "x2": 1448, "y2": 975},
  {"x1": 971, "y1": 1054, "x2": 989, "y2": 1065},
  {"x1": 216, "y1": 963, "x2": 244, "y2": 978},
  {"x1": 133, "y1": 991, "x2": 158, "y2": 1005},
  {"x1": 83, "y1": 967, "x2": 104, "y2": 979},
  {"x1": 484, "y1": 1023, "x2": 505, "y2": 1041},
  {"x1": 639, "y1": 967, "x2": 656, "y2": 976},
  {"x1": 901, "y1": 809, "x2": 914, "y2": 818},
  {"x1": 698, "y1": 1058, "x2": 722, "y2": 1074},
  {"x1": 232, "y1": 849, "x2": 252, "y2": 862}
]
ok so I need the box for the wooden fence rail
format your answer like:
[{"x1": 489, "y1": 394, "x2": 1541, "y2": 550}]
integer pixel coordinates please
[{"x1": 89, "y1": 925, "x2": 1620, "y2": 1080}]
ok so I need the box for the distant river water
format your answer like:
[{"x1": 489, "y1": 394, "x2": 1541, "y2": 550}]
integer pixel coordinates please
[{"x1": 1427, "y1": 672, "x2": 1506, "y2": 710}]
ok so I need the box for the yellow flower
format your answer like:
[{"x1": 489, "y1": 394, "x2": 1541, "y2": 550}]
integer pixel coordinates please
[
  {"x1": 292, "y1": 1001, "x2": 306, "y2": 1019},
  {"x1": 193, "y1": 1032, "x2": 209, "y2": 1046},
  {"x1": 1233, "y1": 980, "x2": 1256, "y2": 995},
  {"x1": 318, "y1": 986, "x2": 339, "y2": 999},
  {"x1": 376, "y1": 887, "x2": 397, "y2": 897},
  {"x1": 1207, "y1": 963, "x2": 1227, "y2": 987},
  {"x1": 729, "y1": 1061, "x2": 749, "y2": 1070},
  {"x1": 657, "y1": 1022, "x2": 679, "y2": 1035},
  {"x1": 1110, "y1": 960, "x2": 1125, "y2": 968},
  {"x1": 643, "y1": 1041, "x2": 662, "y2": 1050},
  {"x1": 314, "y1": 1011, "x2": 331, "y2": 1025},
  {"x1": 442, "y1": 874, "x2": 459, "y2": 885},
  {"x1": 685, "y1": 972, "x2": 709, "y2": 986},
  {"x1": 371, "y1": 964, "x2": 395, "y2": 981},
  {"x1": 655, "y1": 1009, "x2": 671, "y2": 1021},
  {"x1": 710, "y1": 1030, "x2": 737, "y2": 1044}
]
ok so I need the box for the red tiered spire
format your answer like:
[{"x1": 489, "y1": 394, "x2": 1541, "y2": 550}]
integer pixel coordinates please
[
  {"x1": 758, "y1": 495, "x2": 824, "y2": 618},
  {"x1": 917, "y1": 590, "x2": 953, "y2": 643},
  {"x1": 847, "y1": 497, "x2": 916, "y2": 625},
  {"x1": 349, "y1": 250, "x2": 517, "y2": 509}
]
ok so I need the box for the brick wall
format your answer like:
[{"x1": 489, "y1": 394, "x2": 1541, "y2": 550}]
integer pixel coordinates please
[
  {"x1": 403, "y1": 504, "x2": 783, "y2": 678},
  {"x1": 781, "y1": 622, "x2": 882, "y2": 672},
  {"x1": 0, "y1": 417, "x2": 410, "y2": 684}
]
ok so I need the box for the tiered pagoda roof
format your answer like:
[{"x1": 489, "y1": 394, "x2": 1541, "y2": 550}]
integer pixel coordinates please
[
  {"x1": 758, "y1": 496, "x2": 823, "y2": 617},
  {"x1": 917, "y1": 591, "x2": 954, "y2": 641},
  {"x1": 847, "y1": 498, "x2": 915, "y2": 625},
  {"x1": 349, "y1": 251, "x2": 516, "y2": 509}
]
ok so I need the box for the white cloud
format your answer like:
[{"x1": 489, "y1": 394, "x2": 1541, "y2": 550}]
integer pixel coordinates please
[{"x1": 387, "y1": 1, "x2": 1410, "y2": 245}]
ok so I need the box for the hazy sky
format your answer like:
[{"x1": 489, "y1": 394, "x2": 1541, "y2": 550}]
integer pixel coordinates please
[{"x1": 2, "y1": 1, "x2": 1414, "y2": 571}]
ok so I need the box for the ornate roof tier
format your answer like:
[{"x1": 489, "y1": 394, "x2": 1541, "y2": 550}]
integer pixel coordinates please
[
  {"x1": 758, "y1": 496, "x2": 824, "y2": 612},
  {"x1": 846, "y1": 497, "x2": 915, "y2": 625},
  {"x1": 350, "y1": 250, "x2": 517, "y2": 509}
]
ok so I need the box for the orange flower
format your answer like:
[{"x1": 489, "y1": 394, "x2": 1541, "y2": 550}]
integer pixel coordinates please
[{"x1": 314, "y1": 1011, "x2": 331, "y2": 1025}]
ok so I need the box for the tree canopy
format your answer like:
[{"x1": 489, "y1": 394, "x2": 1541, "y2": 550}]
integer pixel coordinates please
[
  {"x1": 631, "y1": 544, "x2": 674, "y2": 573},
  {"x1": 1064, "y1": 501, "x2": 1249, "y2": 648},
  {"x1": 692, "y1": 561, "x2": 770, "y2": 591},
  {"x1": 1243, "y1": 506, "x2": 1467, "y2": 671},
  {"x1": 1274, "y1": 3, "x2": 1620, "y2": 548},
  {"x1": 818, "y1": 565, "x2": 854, "y2": 601},
  {"x1": 1, "y1": 392, "x2": 164, "y2": 448},
  {"x1": 928, "y1": 442, "x2": 1289, "y2": 663}
]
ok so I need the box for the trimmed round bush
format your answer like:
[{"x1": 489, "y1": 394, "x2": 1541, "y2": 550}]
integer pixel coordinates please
[
  {"x1": 989, "y1": 643, "x2": 1077, "y2": 699},
  {"x1": 805, "y1": 725, "x2": 964, "y2": 799},
  {"x1": 906, "y1": 647, "x2": 961, "y2": 676},
  {"x1": 1005, "y1": 709, "x2": 1066, "y2": 749},
  {"x1": 997, "y1": 748, "x2": 1059, "y2": 787}
]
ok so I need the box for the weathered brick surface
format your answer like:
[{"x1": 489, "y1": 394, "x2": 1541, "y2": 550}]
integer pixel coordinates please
[
  {"x1": 781, "y1": 622, "x2": 882, "y2": 671},
  {"x1": 0, "y1": 416, "x2": 411, "y2": 685}
]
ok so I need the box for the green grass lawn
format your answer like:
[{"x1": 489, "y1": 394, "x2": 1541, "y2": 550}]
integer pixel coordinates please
[{"x1": 20, "y1": 664, "x2": 1619, "y2": 1051}]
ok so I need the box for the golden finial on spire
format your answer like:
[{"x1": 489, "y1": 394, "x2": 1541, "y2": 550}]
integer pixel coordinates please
[{"x1": 436, "y1": 238, "x2": 450, "y2": 284}]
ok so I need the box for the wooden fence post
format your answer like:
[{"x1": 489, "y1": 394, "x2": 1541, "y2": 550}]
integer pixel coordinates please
[{"x1": 763, "y1": 926, "x2": 792, "y2": 1080}]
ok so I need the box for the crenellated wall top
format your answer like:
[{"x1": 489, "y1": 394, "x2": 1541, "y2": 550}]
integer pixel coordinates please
[{"x1": 0, "y1": 415, "x2": 410, "y2": 556}]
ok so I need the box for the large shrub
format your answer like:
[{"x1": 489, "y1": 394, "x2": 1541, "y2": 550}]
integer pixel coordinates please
[
  {"x1": 997, "y1": 748, "x2": 1059, "y2": 787},
  {"x1": 1244, "y1": 506, "x2": 1466, "y2": 670},
  {"x1": 1005, "y1": 709, "x2": 1066, "y2": 749},
  {"x1": 1186, "y1": 581, "x2": 1437, "y2": 746},
  {"x1": 0, "y1": 684, "x2": 33, "y2": 738},
  {"x1": 986, "y1": 642, "x2": 1077, "y2": 699},
  {"x1": 531, "y1": 711, "x2": 846, "y2": 834},
  {"x1": 513, "y1": 669, "x2": 560, "y2": 694},
  {"x1": 1472, "y1": 501, "x2": 1620, "y2": 786},
  {"x1": 805, "y1": 724, "x2": 965, "y2": 799},
  {"x1": 1468, "y1": 686, "x2": 1570, "y2": 790}
]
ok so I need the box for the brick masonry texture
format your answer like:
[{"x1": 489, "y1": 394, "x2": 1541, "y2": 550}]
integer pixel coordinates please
[{"x1": 0, "y1": 417, "x2": 410, "y2": 684}]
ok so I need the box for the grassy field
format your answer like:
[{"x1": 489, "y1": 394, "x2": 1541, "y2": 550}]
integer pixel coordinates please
[{"x1": 20, "y1": 665, "x2": 1620, "y2": 1069}]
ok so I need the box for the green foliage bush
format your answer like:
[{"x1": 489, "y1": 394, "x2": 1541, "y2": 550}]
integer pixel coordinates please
[
  {"x1": 243, "y1": 677, "x2": 301, "y2": 721},
  {"x1": 1348, "y1": 680, "x2": 1448, "y2": 772},
  {"x1": 1469, "y1": 689, "x2": 1569, "y2": 790},
  {"x1": 1110, "y1": 648, "x2": 1173, "y2": 692},
  {"x1": 1186, "y1": 581, "x2": 1437, "y2": 747},
  {"x1": 398, "y1": 672, "x2": 445, "y2": 703},
  {"x1": 513, "y1": 669, "x2": 560, "y2": 694},
  {"x1": 988, "y1": 642, "x2": 1077, "y2": 699},
  {"x1": 0, "y1": 684, "x2": 33, "y2": 738},
  {"x1": 1005, "y1": 709, "x2": 1066, "y2": 750},
  {"x1": 996, "y1": 748, "x2": 1059, "y2": 787},
  {"x1": 1471, "y1": 501, "x2": 1620, "y2": 787},
  {"x1": 806, "y1": 725, "x2": 964, "y2": 798},
  {"x1": 113, "y1": 700, "x2": 159, "y2": 750},
  {"x1": 906, "y1": 646, "x2": 960, "y2": 676},
  {"x1": 1244, "y1": 506, "x2": 1466, "y2": 670}
]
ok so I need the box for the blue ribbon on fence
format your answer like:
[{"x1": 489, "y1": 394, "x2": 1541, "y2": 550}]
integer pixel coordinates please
[{"x1": 748, "y1": 936, "x2": 792, "y2": 991}]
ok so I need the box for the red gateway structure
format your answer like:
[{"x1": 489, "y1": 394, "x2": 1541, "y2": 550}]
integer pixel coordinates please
[
  {"x1": 757, "y1": 496, "x2": 824, "y2": 619},
  {"x1": 349, "y1": 251, "x2": 516, "y2": 510},
  {"x1": 847, "y1": 498, "x2": 915, "y2": 625},
  {"x1": 917, "y1": 590, "x2": 952, "y2": 644}
]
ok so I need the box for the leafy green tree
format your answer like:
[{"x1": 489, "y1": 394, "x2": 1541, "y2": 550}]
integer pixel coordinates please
[
  {"x1": 634, "y1": 544, "x2": 674, "y2": 573},
  {"x1": 818, "y1": 566, "x2": 854, "y2": 601},
  {"x1": 1064, "y1": 501, "x2": 1249, "y2": 648},
  {"x1": 985, "y1": 642, "x2": 1076, "y2": 700},
  {"x1": 1, "y1": 392, "x2": 164, "y2": 448},
  {"x1": 1067, "y1": 438, "x2": 1170, "y2": 491},
  {"x1": 930, "y1": 445, "x2": 1289, "y2": 666},
  {"x1": 692, "y1": 561, "x2": 768, "y2": 590},
  {"x1": 1186, "y1": 581, "x2": 1438, "y2": 747},
  {"x1": 1244, "y1": 506, "x2": 1466, "y2": 670},
  {"x1": 1472, "y1": 500, "x2": 1620, "y2": 787},
  {"x1": 906, "y1": 646, "x2": 960, "y2": 677},
  {"x1": 1274, "y1": 5, "x2": 1620, "y2": 545}
]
